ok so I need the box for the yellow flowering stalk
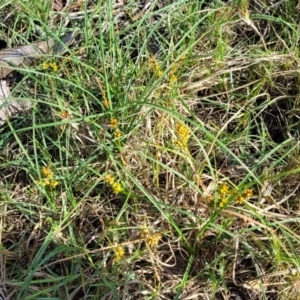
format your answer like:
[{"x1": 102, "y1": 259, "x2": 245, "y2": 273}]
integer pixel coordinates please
[
  {"x1": 176, "y1": 122, "x2": 190, "y2": 143},
  {"x1": 103, "y1": 174, "x2": 123, "y2": 194},
  {"x1": 169, "y1": 54, "x2": 186, "y2": 84},
  {"x1": 174, "y1": 122, "x2": 191, "y2": 151},
  {"x1": 236, "y1": 188, "x2": 253, "y2": 204},
  {"x1": 218, "y1": 183, "x2": 253, "y2": 207},
  {"x1": 169, "y1": 63, "x2": 179, "y2": 84},
  {"x1": 149, "y1": 56, "x2": 163, "y2": 78},
  {"x1": 219, "y1": 184, "x2": 229, "y2": 195},
  {"x1": 219, "y1": 196, "x2": 228, "y2": 208},
  {"x1": 218, "y1": 183, "x2": 231, "y2": 207},
  {"x1": 37, "y1": 165, "x2": 59, "y2": 189},
  {"x1": 107, "y1": 119, "x2": 121, "y2": 139}
]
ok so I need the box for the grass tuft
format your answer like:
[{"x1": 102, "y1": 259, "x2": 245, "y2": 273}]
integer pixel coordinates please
[{"x1": 0, "y1": 0, "x2": 300, "y2": 299}]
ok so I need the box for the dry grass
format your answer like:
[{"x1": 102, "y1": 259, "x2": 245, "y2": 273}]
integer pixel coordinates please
[{"x1": 0, "y1": 0, "x2": 300, "y2": 299}]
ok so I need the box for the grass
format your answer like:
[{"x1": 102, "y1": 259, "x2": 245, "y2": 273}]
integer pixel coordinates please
[{"x1": 1, "y1": 0, "x2": 300, "y2": 299}]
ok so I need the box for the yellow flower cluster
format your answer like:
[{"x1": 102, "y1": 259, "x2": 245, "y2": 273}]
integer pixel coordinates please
[
  {"x1": 218, "y1": 184, "x2": 253, "y2": 207},
  {"x1": 102, "y1": 99, "x2": 110, "y2": 108},
  {"x1": 114, "y1": 130, "x2": 121, "y2": 138},
  {"x1": 110, "y1": 118, "x2": 118, "y2": 129},
  {"x1": 104, "y1": 174, "x2": 123, "y2": 194},
  {"x1": 235, "y1": 189, "x2": 253, "y2": 204},
  {"x1": 59, "y1": 110, "x2": 71, "y2": 120},
  {"x1": 149, "y1": 54, "x2": 185, "y2": 83},
  {"x1": 219, "y1": 184, "x2": 230, "y2": 207},
  {"x1": 37, "y1": 166, "x2": 59, "y2": 189},
  {"x1": 169, "y1": 73, "x2": 178, "y2": 84},
  {"x1": 42, "y1": 166, "x2": 53, "y2": 178},
  {"x1": 41, "y1": 62, "x2": 58, "y2": 72},
  {"x1": 174, "y1": 122, "x2": 191, "y2": 151},
  {"x1": 113, "y1": 246, "x2": 125, "y2": 263},
  {"x1": 108, "y1": 118, "x2": 122, "y2": 139},
  {"x1": 149, "y1": 56, "x2": 163, "y2": 77},
  {"x1": 169, "y1": 55, "x2": 185, "y2": 84},
  {"x1": 140, "y1": 227, "x2": 162, "y2": 248}
]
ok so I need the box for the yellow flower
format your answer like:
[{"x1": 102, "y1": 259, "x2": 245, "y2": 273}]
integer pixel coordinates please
[
  {"x1": 41, "y1": 62, "x2": 58, "y2": 72},
  {"x1": 149, "y1": 56, "x2": 163, "y2": 77},
  {"x1": 104, "y1": 174, "x2": 123, "y2": 194},
  {"x1": 174, "y1": 139, "x2": 188, "y2": 152},
  {"x1": 140, "y1": 227, "x2": 162, "y2": 248},
  {"x1": 149, "y1": 56, "x2": 159, "y2": 71},
  {"x1": 235, "y1": 189, "x2": 253, "y2": 204},
  {"x1": 102, "y1": 99, "x2": 110, "y2": 108},
  {"x1": 37, "y1": 166, "x2": 59, "y2": 189},
  {"x1": 180, "y1": 55, "x2": 186, "y2": 62},
  {"x1": 175, "y1": 123, "x2": 190, "y2": 143},
  {"x1": 171, "y1": 63, "x2": 179, "y2": 73},
  {"x1": 113, "y1": 246, "x2": 125, "y2": 262},
  {"x1": 147, "y1": 232, "x2": 161, "y2": 247},
  {"x1": 219, "y1": 184, "x2": 229, "y2": 195},
  {"x1": 169, "y1": 73, "x2": 177, "y2": 83},
  {"x1": 175, "y1": 122, "x2": 190, "y2": 151},
  {"x1": 104, "y1": 174, "x2": 115, "y2": 185},
  {"x1": 50, "y1": 62, "x2": 58, "y2": 72},
  {"x1": 111, "y1": 182, "x2": 123, "y2": 194},
  {"x1": 157, "y1": 70, "x2": 163, "y2": 77},
  {"x1": 41, "y1": 62, "x2": 49, "y2": 70},
  {"x1": 244, "y1": 189, "x2": 253, "y2": 198},
  {"x1": 49, "y1": 179, "x2": 59, "y2": 189},
  {"x1": 36, "y1": 179, "x2": 46, "y2": 187},
  {"x1": 114, "y1": 130, "x2": 122, "y2": 138},
  {"x1": 219, "y1": 196, "x2": 228, "y2": 208},
  {"x1": 110, "y1": 118, "x2": 118, "y2": 129},
  {"x1": 235, "y1": 195, "x2": 245, "y2": 204},
  {"x1": 41, "y1": 166, "x2": 53, "y2": 179},
  {"x1": 59, "y1": 110, "x2": 71, "y2": 120},
  {"x1": 37, "y1": 179, "x2": 58, "y2": 189}
]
